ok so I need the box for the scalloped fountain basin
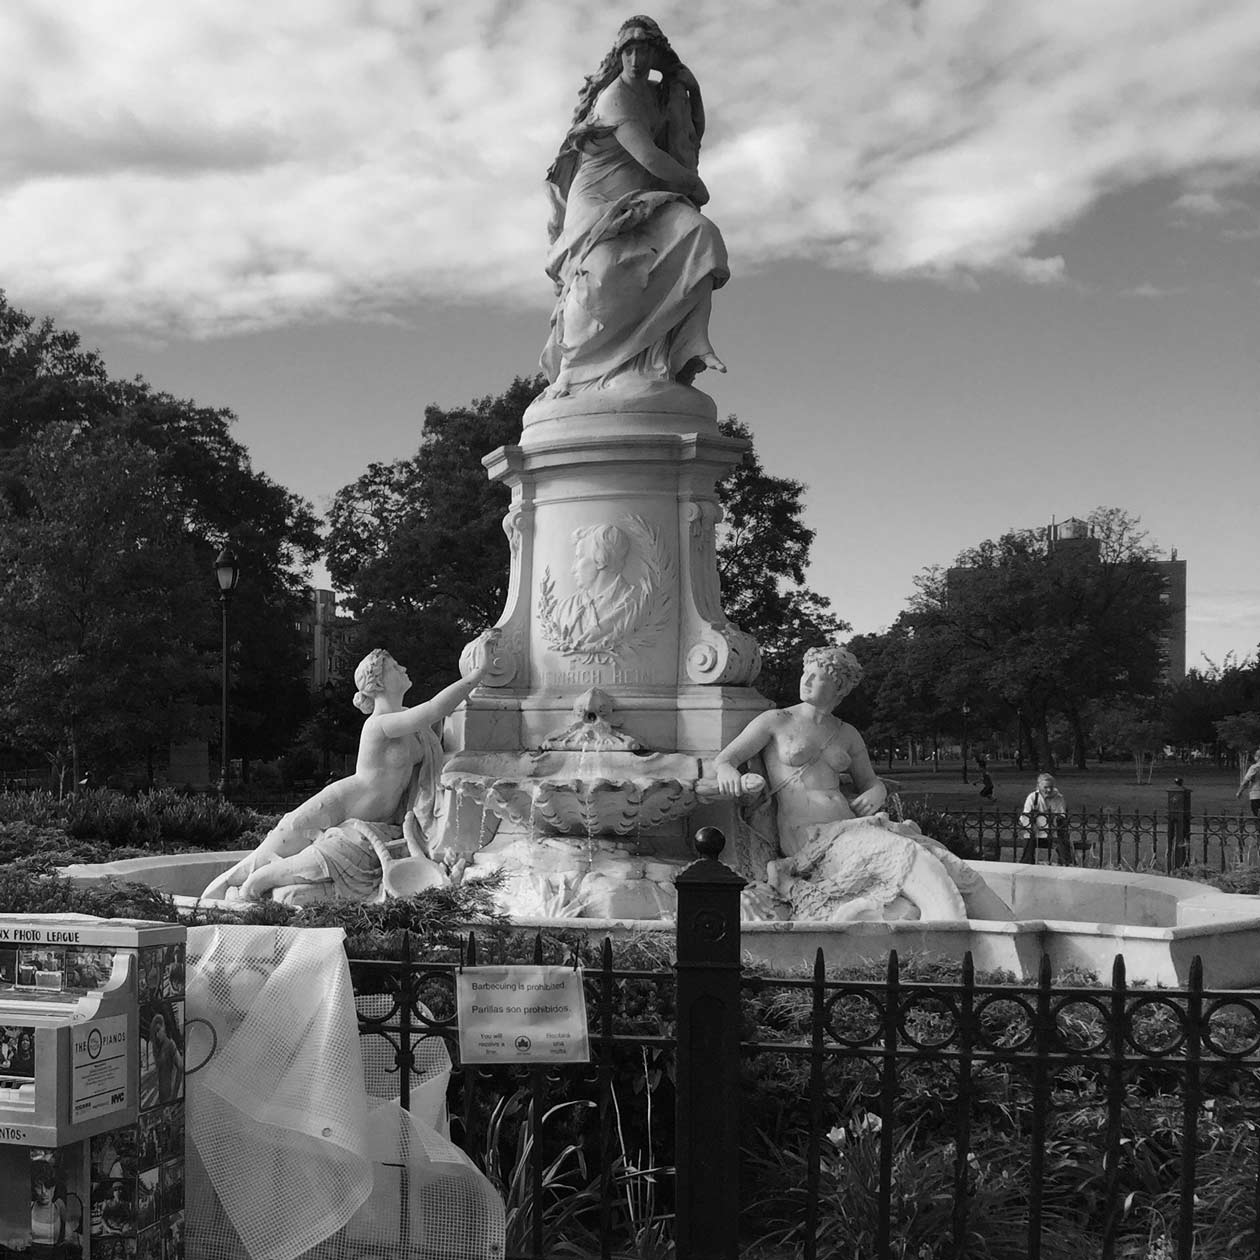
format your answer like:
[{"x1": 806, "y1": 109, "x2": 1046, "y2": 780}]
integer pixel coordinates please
[
  {"x1": 57, "y1": 856, "x2": 1260, "y2": 986},
  {"x1": 441, "y1": 750, "x2": 705, "y2": 837}
]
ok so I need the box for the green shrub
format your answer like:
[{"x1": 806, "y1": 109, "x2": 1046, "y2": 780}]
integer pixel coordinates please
[
  {"x1": 64, "y1": 791, "x2": 161, "y2": 846},
  {"x1": 61, "y1": 788, "x2": 257, "y2": 849},
  {"x1": 0, "y1": 787, "x2": 262, "y2": 850},
  {"x1": 149, "y1": 791, "x2": 257, "y2": 848},
  {"x1": 744, "y1": 1102, "x2": 1100, "y2": 1259},
  {"x1": 0, "y1": 868, "x2": 177, "y2": 920},
  {"x1": 893, "y1": 795, "x2": 978, "y2": 859},
  {"x1": 0, "y1": 790, "x2": 63, "y2": 826},
  {"x1": 0, "y1": 858, "x2": 506, "y2": 965},
  {"x1": 0, "y1": 824, "x2": 154, "y2": 869},
  {"x1": 1201, "y1": 866, "x2": 1260, "y2": 896}
]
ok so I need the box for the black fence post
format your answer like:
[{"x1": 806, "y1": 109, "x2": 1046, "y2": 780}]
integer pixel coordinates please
[
  {"x1": 1166, "y1": 785, "x2": 1191, "y2": 871},
  {"x1": 674, "y1": 826, "x2": 745, "y2": 1260}
]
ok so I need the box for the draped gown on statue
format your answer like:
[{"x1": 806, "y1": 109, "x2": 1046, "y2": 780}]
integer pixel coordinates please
[{"x1": 542, "y1": 76, "x2": 728, "y2": 394}]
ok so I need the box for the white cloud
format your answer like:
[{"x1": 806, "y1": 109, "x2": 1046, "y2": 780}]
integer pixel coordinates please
[
  {"x1": 1189, "y1": 591, "x2": 1260, "y2": 630},
  {"x1": 3, "y1": 0, "x2": 1259, "y2": 335},
  {"x1": 1172, "y1": 191, "x2": 1233, "y2": 218},
  {"x1": 1169, "y1": 182, "x2": 1260, "y2": 237}
]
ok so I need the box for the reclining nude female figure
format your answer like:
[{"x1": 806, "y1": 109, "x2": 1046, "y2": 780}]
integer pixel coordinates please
[
  {"x1": 712, "y1": 644, "x2": 1011, "y2": 923},
  {"x1": 202, "y1": 634, "x2": 497, "y2": 904}
]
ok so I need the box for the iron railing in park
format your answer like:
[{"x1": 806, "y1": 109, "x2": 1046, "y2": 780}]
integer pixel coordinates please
[
  {"x1": 348, "y1": 931, "x2": 683, "y2": 1260},
  {"x1": 947, "y1": 808, "x2": 1260, "y2": 871},
  {"x1": 345, "y1": 836, "x2": 1260, "y2": 1260},
  {"x1": 742, "y1": 951, "x2": 1260, "y2": 1260}
]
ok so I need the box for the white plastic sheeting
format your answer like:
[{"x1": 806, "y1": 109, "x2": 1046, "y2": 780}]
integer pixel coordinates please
[{"x1": 185, "y1": 926, "x2": 503, "y2": 1260}]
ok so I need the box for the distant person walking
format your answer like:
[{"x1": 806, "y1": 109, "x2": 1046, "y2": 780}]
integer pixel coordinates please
[
  {"x1": 1237, "y1": 749, "x2": 1260, "y2": 822},
  {"x1": 976, "y1": 755, "x2": 995, "y2": 800},
  {"x1": 1019, "y1": 773, "x2": 1072, "y2": 865}
]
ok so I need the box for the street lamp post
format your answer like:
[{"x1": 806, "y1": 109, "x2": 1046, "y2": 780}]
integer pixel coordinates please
[
  {"x1": 321, "y1": 680, "x2": 335, "y2": 781},
  {"x1": 961, "y1": 701, "x2": 971, "y2": 783},
  {"x1": 214, "y1": 547, "x2": 240, "y2": 796}
]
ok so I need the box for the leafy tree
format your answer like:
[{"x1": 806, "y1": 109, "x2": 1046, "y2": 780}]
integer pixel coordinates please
[
  {"x1": 0, "y1": 425, "x2": 208, "y2": 787},
  {"x1": 903, "y1": 509, "x2": 1170, "y2": 772},
  {"x1": 1090, "y1": 701, "x2": 1166, "y2": 783},
  {"x1": 1166, "y1": 651, "x2": 1260, "y2": 762},
  {"x1": 1215, "y1": 712, "x2": 1260, "y2": 772},
  {"x1": 1164, "y1": 670, "x2": 1226, "y2": 752},
  {"x1": 844, "y1": 623, "x2": 954, "y2": 770},
  {"x1": 326, "y1": 386, "x2": 846, "y2": 708},
  {"x1": 0, "y1": 292, "x2": 321, "y2": 784},
  {"x1": 0, "y1": 300, "x2": 113, "y2": 454},
  {"x1": 326, "y1": 375, "x2": 544, "y2": 695},
  {"x1": 714, "y1": 418, "x2": 847, "y2": 705}
]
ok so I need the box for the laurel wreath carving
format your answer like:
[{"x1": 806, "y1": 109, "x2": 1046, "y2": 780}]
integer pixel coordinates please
[{"x1": 539, "y1": 514, "x2": 675, "y2": 665}]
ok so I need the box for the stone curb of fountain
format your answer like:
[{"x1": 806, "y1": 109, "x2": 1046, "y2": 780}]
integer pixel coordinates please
[{"x1": 56, "y1": 855, "x2": 1260, "y2": 988}]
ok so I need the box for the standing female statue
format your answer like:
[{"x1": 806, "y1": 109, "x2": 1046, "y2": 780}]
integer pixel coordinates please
[
  {"x1": 541, "y1": 15, "x2": 728, "y2": 396},
  {"x1": 713, "y1": 645, "x2": 1012, "y2": 923}
]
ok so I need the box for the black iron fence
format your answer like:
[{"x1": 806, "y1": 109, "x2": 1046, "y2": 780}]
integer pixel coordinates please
[
  {"x1": 349, "y1": 931, "x2": 683, "y2": 1260},
  {"x1": 949, "y1": 808, "x2": 1259, "y2": 872},
  {"x1": 347, "y1": 835, "x2": 1260, "y2": 1259},
  {"x1": 742, "y1": 951, "x2": 1260, "y2": 1260}
]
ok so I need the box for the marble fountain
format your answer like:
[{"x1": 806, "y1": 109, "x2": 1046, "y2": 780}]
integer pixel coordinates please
[{"x1": 58, "y1": 16, "x2": 1260, "y2": 989}]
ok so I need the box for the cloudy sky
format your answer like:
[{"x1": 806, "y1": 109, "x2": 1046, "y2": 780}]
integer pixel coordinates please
[{"x1": 3, "y1": 0, "x2": 1258, "y2": 668}]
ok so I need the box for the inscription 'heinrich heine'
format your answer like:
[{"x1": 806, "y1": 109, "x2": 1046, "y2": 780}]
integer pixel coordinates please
[{"x1": 543, "y1": 667, "x2": 654, "y2": 687}]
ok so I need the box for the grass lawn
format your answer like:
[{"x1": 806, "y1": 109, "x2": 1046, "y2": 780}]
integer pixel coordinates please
[{"x1": 883, "y1": 758, "x2": 1250, "y2": 815}]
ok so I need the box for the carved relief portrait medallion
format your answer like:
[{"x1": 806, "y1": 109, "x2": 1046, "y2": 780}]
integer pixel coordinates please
[{"x1": 539, "y1": 515, "x2": 674, "y2": 664}]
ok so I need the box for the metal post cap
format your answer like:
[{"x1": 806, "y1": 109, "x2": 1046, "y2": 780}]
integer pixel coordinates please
[{"x1": 693, "y1": 826, "x2": 726, "y2": 858}]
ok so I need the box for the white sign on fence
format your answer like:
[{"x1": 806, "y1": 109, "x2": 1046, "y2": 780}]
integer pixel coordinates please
[{"x1": 456, "y1": 965, "x2": 590, "y2": 1064}]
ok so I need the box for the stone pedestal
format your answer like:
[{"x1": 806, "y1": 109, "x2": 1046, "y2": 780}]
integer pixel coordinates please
[{"x1": 441, "y1": 383, "x2": 771, "y2": 858}]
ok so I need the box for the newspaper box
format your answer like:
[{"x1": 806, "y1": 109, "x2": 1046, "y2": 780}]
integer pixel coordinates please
[{"x1": 0, "y1": 915, "x2": 187, "y2": 1260}]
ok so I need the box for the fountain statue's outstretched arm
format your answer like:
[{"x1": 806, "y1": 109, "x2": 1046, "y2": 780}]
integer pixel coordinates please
[
  {"x1": 201, "y1": 635, "x2": 497, "y2": 903},
  {"x1": 712, "y1": 710, "x2": 780, "y2": 795},
  {"x1": 372, "y1": 666, "x2": 490, "y2": 740}
]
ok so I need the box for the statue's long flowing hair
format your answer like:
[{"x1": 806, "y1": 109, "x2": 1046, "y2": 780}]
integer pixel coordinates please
[
  {"x1": 545, "y1": 16, "x2": 684, "y2": 248},
  {"x1": 567, "y1": 15, "x2": 679, "y2": 130}
]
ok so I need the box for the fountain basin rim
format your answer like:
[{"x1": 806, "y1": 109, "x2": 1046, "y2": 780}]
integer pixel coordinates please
[
  {"x1": 56, "y1": 852, "x2": 1260, "y2": 986},
  {"x1": 92, "y1": 907, "x2": 1260, "y2": 947},
  {"x1": 58, "y1": 852, "x2": 1260, "y2": 933},
  {"x1": 489, "y1": 907, "x2": 1260, "y2": 942}
]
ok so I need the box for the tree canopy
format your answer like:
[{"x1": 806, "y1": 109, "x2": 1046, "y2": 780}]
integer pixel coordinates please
[
  {"x1": 326, "y1": 375, "x2": 542, "y2": 695},
  {"x1": 715, "y1": 418, "x2": 847, "y2": 704},
  {"x1": 325, "y1": 383, "x2": 846, "y2": 705},
  {"x1": 1164, "y1": 651, "x2": 1260, "y2": 760},
  {"x1": 851, "y1": 509, "x2": 1172, "y2": 772},
  {"x1": 0, "y1": 424, "x2": 207, "y2": 785},
  {"x1": 0, "y1": 292, "x2": 321, "y2": 784}
]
